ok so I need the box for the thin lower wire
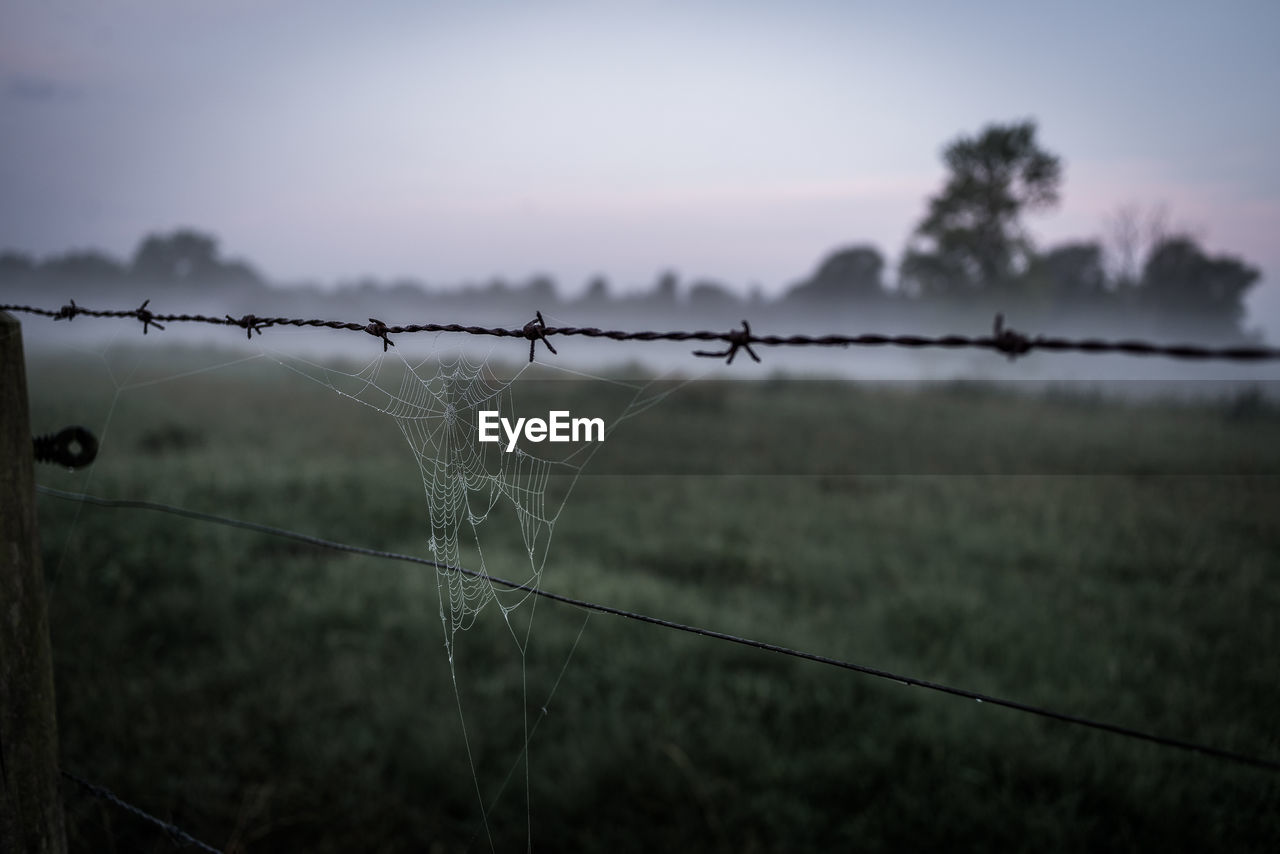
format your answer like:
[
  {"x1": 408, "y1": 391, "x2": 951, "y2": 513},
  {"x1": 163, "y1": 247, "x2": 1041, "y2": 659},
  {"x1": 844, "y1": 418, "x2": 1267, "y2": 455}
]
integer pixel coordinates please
[
  {"x1": 36, "y1": 484, "x2": 1280, "y2": 774},
  {"x1": 62, "y1": 770, "x2": 222, "y2": 854}
]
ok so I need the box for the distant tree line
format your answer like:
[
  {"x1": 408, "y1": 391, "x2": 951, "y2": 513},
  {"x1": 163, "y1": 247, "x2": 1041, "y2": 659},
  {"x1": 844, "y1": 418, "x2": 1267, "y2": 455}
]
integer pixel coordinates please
[
  {"x1": 1, "y1": 228, "x2": 264, "y2": 296},
  {"x1": 1, "y1": 229, "x2": 265, "y2": 294},
  {"x1": 787, "y1": 121, "x2": 1260, "y2": 340},
  {"x1": 0, "y1": 121, "x2": 1263, "y2": 341}
]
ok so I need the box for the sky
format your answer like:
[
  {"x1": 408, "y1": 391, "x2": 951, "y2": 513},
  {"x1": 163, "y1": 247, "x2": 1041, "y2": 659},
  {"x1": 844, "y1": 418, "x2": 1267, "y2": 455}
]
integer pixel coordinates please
[{"x1": 2, "y1": 0, "x2": 1279, "y2": 334}]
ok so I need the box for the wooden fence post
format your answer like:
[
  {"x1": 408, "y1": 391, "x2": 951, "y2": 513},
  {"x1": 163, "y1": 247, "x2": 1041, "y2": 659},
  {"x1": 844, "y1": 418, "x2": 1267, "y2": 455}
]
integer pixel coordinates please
[{"x1": 0, "y1": 311, "x2": 68, "y2": 853}]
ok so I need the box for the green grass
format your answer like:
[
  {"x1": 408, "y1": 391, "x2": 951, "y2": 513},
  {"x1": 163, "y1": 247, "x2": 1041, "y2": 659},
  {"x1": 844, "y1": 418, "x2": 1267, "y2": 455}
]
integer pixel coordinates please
[{"x1": 24, "y1": 343, "x2": 1280, "y2": 852}]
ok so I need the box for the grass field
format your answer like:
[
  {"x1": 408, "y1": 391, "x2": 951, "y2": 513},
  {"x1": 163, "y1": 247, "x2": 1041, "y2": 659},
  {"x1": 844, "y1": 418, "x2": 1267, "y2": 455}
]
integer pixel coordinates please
[{"x1": 24, "y1": 341, "x2": 1280, "y2": 852}]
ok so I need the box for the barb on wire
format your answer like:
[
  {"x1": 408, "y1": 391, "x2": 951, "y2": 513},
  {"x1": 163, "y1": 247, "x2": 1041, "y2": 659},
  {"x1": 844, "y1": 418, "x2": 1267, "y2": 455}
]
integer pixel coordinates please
[
  {"x1": 37, "y1": 484, "x2": 1280, "y2": 775},
  {"x1": 134, "y1": 299, "x2": 165, "y2": 334},
  {"x1": 992, "y1": 313, "x2": 1032, "y2": 360},
  {"x1": 523, "y1": 310, "x2": 557, "y2": 363},
  {"x1": 694, "y1": 319, "x2": 761, "y2": 364},
  {"x1": 5, "y1": 300, "x2": 1280, "y2": 366},
  {"x1": 62, "y1": 769, "x2": 222, "y2": 853},
  {"x1": 53, "y1": 299, "x2": 83, "y2": 322},
  {"x1": 364, "y1": 317, "x2": 395, "y2": 351},
  {"x1": 225, "y1": 313, "x2": 268, "y2": 338}
]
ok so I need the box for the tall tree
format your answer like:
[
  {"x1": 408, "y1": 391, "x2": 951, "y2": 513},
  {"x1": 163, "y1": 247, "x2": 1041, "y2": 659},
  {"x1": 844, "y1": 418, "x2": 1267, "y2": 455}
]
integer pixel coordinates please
[{"x1": 900, "y1": 120, "x2": 1061, "y2": 297}]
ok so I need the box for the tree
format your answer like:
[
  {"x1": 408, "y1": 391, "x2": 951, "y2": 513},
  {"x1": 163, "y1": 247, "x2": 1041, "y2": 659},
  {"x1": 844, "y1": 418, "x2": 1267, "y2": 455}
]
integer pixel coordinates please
[
  {"x1": 130, "y1": 228, "x2": 262, "y2": 288},
  {"x1": 40, "y1": 250, "x2": 128, "y2": 286},
  {"x1": 214, "y1": 259, "x2": 264, "y2": 288},
  {"x1": 1136, "y1": 236, "x2": 1258, "y2": 334},
  {"x1": 581, "y1": 275, "x2": 610, "y2": 304},
  {"x1": 1026, "y1": 242, "x2": 1107, "y2": 304},
  {"x1": 644, "y1": 270, "x2": 679, "y2": 307},
  {"x1": 786, "y1": 245, "x2": 886, "y2": 304},
  {"x1": 900, "y1": 119, "x2": 1061, "y2": 297},
  {"x1": 687, "y1": 280, "x2": 739, "y2": 310},
  {"x1": 0, "y1": 251, "x2": 37, "y2": 285},
  {"x1": 522, "y1": 275, "x2": 558, "y2": 304},
  {"x1": 1104, "y1": 202, "x2": 1175, "y2": 287},
  {"x1": 132, "y1": 229, "x2": 220, "y2": 281}
]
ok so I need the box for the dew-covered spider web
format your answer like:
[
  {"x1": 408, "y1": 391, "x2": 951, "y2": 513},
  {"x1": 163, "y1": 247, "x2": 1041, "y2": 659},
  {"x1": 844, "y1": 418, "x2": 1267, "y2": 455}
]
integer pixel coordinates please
[
  {"x1": 269, "y1": 335, "x2": 692, "y2": 848},
  {"x1": 275, "y1": 345, "x2": 631, "y2": 654},
  {"x1": 402, "y1": 353, "x2": 559, "y2": 644}
]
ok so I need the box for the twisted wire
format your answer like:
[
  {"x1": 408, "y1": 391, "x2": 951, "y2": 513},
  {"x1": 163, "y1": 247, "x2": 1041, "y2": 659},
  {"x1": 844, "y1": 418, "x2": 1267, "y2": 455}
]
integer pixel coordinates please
[{"x1": 5, "y1": 301, "x2": 1279, "y2": 364}]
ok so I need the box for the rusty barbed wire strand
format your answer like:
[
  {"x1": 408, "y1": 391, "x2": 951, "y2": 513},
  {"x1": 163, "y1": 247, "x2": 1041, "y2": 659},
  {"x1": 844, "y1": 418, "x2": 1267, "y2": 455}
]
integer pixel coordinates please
[
  {"x1": 62, "y1": 769, "x2": 223, "y2": 853},
  {"x1": 5, "y1": 300, "x2": 1280, "y2": 364},
  {"x1": 37, "y1": 484, "x2": 1280, "y2": 775}
]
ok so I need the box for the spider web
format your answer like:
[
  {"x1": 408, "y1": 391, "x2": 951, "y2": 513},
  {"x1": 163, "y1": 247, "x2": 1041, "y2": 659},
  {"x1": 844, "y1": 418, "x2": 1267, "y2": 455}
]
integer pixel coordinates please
[
  {"x1": 274, "y1": 347, "x2": 604, "y2": 653},
  {"x1": 267, "y1": 333, "x2": 696, "y2": 849},
  {"x1": 405, "y1": 354, "x2": 556, "y2": 642}
]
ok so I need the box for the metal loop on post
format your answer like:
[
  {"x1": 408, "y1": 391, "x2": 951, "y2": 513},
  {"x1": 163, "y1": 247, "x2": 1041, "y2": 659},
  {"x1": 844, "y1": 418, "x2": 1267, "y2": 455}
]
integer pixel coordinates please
[{"x1": 33, "y1": 426, "x2": 98, "y2": 469}]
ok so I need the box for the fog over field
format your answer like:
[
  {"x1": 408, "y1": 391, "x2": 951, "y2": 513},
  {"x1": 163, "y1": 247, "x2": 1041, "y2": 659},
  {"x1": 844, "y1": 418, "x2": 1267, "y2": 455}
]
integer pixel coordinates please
[{"x1": 10, "y1": 265, "x2": 1280, "y2": 396}]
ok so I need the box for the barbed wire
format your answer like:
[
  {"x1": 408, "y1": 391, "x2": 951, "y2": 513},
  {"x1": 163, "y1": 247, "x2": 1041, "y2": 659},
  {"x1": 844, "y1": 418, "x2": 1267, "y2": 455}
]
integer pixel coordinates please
[
  {"x1": 37, "y1": 484, "x2": 1280, "y2": 775},
  {"x1": 62, "y1": 769, "x2": 222, "y2": 853},
  {"x1": 5, "y1": 300, "x2": 1280, "y2": 364}
]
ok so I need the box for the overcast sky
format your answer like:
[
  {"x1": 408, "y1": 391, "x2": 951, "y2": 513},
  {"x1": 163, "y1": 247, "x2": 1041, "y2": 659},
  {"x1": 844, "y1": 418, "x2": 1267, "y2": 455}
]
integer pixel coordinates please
[{"x1": 3, "y1": 1, "x2": 1278, "y2": 332}]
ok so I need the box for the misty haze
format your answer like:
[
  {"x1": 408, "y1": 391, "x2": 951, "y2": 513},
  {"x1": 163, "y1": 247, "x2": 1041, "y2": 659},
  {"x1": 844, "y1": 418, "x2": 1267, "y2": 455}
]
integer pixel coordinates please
[{"x1": 6, "y1": 119, "x2": 1276, "y2": 392}]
